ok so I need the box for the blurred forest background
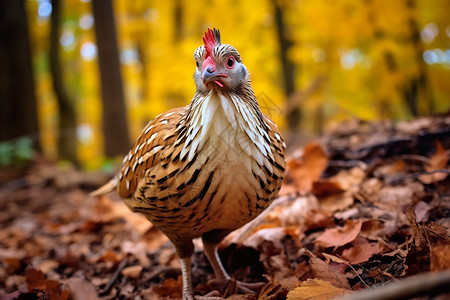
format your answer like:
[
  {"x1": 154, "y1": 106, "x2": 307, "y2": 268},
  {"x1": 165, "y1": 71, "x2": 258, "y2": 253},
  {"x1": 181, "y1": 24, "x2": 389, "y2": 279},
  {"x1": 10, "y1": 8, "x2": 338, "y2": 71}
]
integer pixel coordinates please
[{"x1": 1, "y1": 0, "x2": 450, "y2": 170}]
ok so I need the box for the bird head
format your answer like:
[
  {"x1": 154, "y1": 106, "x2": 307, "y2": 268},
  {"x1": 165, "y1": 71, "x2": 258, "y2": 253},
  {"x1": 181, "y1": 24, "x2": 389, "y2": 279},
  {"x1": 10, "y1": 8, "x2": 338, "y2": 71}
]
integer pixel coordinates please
[{"x1": 194, "y1": 28, "x2": 249, "y2": 93}]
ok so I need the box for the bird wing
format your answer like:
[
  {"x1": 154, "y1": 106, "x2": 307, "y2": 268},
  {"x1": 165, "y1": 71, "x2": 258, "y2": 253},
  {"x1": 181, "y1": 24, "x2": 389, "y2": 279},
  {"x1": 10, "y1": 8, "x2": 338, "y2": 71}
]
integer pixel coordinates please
[
  {"x1": 263, "y1": 114, "x2": 287, "y2": 171},
  {"x1": 90, "y1": 106, "x2": 188, "y2": 199}
]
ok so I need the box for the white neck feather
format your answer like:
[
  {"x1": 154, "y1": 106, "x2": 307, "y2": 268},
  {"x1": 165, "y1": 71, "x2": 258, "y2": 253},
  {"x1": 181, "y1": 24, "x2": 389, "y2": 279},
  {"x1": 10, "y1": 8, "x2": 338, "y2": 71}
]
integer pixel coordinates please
[{"x1": 181, "y1": 91, "x2": 273, "y2": 172}]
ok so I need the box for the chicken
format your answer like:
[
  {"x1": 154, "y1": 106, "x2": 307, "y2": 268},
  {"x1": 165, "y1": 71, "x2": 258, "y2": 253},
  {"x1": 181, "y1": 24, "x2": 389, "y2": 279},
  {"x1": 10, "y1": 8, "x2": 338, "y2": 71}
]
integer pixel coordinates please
[{"x1": 91, "y1": 28, "x2": 286, "y2": 299}]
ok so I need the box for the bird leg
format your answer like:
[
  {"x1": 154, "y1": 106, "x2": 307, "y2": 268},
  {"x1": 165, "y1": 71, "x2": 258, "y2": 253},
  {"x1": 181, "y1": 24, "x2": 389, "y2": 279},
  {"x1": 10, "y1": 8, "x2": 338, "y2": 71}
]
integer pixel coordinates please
[
  {"x1": 202, "y1": 231, "x2": 265, "y2": 296},
  {"x1": 180, "y1": 255, "x2": 226, "y2": 300},
  {"x1": 174, "y1": 240, "x2": 198, "y2": 300},
  {"x1": 203, "y1": 241, "x2": 230, "y2": 282},
  {"x1": 179, "y1": 256, "x2": 195, "y2": 300}
]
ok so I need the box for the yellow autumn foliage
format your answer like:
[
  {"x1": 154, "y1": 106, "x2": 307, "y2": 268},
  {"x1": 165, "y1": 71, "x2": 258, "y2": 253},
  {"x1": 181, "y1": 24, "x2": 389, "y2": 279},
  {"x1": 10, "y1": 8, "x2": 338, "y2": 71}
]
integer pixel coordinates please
[{"x1": 25, "y1": 0, "x2": 450, "y2": 168}]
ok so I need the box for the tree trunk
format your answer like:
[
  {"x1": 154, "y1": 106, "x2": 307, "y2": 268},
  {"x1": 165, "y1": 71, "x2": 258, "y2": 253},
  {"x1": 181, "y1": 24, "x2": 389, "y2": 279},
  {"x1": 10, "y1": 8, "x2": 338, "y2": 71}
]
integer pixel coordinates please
[
  {"x1": 406, "y1": 0, "x2": 432, "y2": 116},
  {"x1": 0, "y1": 0, "x2": 40, "y2": 149},
  {"x1": 50, "y1": 0, "x2": 79, "y2": 165},
  {"x1": 272, "y1": 0, "x2": 298, "y2": 131},
  {"x1": 92, "y1": 0, "x2": 130, "y2": 157},
  {"x1": 173, "y1": 0, "x2": 183, "y2": 43}
]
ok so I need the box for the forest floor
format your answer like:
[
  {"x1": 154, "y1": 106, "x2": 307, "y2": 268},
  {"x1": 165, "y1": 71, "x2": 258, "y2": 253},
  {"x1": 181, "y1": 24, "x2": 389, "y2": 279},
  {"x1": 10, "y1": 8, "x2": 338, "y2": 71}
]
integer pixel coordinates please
[{"x1": 1, "y1": 115, "x2": 450, "y2": 300}]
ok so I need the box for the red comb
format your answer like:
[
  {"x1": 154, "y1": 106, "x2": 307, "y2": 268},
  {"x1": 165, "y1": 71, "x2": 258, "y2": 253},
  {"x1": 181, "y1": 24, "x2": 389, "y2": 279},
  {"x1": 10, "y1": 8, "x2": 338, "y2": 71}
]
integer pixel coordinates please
[{"x1": 203, "y1": 28, "x2": 221, "y2": 58}]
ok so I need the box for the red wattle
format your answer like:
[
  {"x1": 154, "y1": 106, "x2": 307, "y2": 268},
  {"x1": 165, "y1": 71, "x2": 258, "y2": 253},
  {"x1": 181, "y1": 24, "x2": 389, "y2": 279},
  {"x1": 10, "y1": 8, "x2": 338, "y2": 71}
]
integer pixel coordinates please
[{"x1": 214, "y1": 80, "x2": 224, "y2": 87}]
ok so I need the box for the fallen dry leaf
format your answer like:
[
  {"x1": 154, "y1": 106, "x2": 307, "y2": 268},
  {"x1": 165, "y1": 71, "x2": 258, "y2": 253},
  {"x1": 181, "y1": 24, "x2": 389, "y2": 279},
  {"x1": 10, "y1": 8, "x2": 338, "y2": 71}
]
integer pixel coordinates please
[
  {"x1": 360, "y1": 219, "x2": 385, "y2": 240},
  {"x1": 97, "y1": 249, "x2": 124, "y2": 264},
  {"x1": 308, "y1": 252, "x2": 351, "y2": 289},
  {"x1": 304, "y1": 209, "x2": 335, "y2": 232},
  {"x1": 430, "y1": 243, "x2": 450, "y2": 272},
  {"x1": 121, "y1": 240, "x2": 151, "y2": 267},
  {"x1": 121, "y1": 265, "x2": 143, "y2": 279},
  {"x1": 2, "y1": 115, "x2": 450, "y2": 299},
  {"x1": 228, "y1": 195, "x2": 317, "y2": 246},
  {"x1": 373, "y1": 159, "x2": 407, "y2": 178},
  {"x1": 322, "y1": 253, "x2": 346, "y2": 264},
  {"x1": 256, "y1": 275, "x2": 292, "y2": 300},
  {"x1": 284, "y1": 143, "x2": 328, "y2": 194},
  {"x1": 226, "y1": 294, "x2": 255, "y2": 300},
  {"x1": 25, "y1": 268, "x2": 47, "y2": 290},
  {"x1": 4, "y1": 275, "x2": 26, "y2": 292},
  {"x1": 316, "y1": 167, "x2": 365, "y2": 212},
  {"x1": 427, "y1": 222, "x2": 450, "y2": 272},
  {"x1": 376, "y1": 182, "x2": 424, "y2": 210},
  {"x1": 359, "y1": 177, "x2": 383, "y2": 203},
  {"x1": 35, "y1": 259, "x2": 58, "y2": 274},
  {"x1": 67, "y1": 277, "x2": 99, "y2": 300},
  {"x1": 414, "y1": 201, "x2": 433, "y2": 223},
  {"x1": 312, "y1": 179, "x2": 346, "y2": 198},
  {"x1": 359, "y1": 216, "x2": 406, "y2": 242},
  {"x1": 405, "y1": 243, "x2": 431, "y2": 276},
  {"x1": 340, "y1": 237, "x2": 381, "y2": 265},
  {"x1": 25, "y1": 268, "x2": 71, "y2": 300},
  {"x1": 151, "y1": 277, "x2": 182, "y2": 298},
  {"x1": 243, "y1": 227, "x2": 287, "y2": 250},
  {"x1": 260, "y1": 249, "x2": 296, "y2": 280},
  {"x1": 315, "y1": 220, "x2": 362, "y2": 249},
  {"x1": 419, "y1": 141, "x2": 449, "y2": 184},
  {"x1": 286, "y1": 279, "x2": 350, "y2": 300},
  {"x1": 406, "y1": 206, "x2": 426, "y2": 247},
  {"x1": 0, "y1": 248, "x2": 27, "y2": 260},
  {"x1": 318, "y1": 191, "x2": 355, "y2": 213},
  {"x1": 405, "y1": 207, "x2": 431, "y2": 276}
]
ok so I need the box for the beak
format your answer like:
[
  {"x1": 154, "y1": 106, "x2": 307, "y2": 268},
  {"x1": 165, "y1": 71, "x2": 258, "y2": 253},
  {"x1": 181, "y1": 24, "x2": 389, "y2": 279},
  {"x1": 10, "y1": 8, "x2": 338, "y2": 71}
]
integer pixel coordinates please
[{"x1": 202, "y1": 66, "x2": 228, "y2": 87}]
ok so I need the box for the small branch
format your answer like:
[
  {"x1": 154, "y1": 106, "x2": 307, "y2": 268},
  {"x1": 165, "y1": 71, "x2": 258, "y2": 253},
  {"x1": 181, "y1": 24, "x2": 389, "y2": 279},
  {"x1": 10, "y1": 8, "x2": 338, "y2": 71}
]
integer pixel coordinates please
[
  {"x1": 98, "y1": 256, "x2": 129, "y2": 296},
  {"x1": 396, "y1": 154, "x2": 430, "y2": 165},
  {"x1": 386, "y1": 169, "x2": 450, "y2": 184},
  {"x1": 228, "y1": 195, "x2": 297, "y2": 245},
  {"x1": 327, "y1": 160, "x2": 367, "y2": 169},
  {"x1": 327, "y1": 127, "x2": 450, "y2": 162},
  {"x1": 335, "y1": 254, "x2": 370, "y2": 289},
  {"x1": 337, "y1": 269, "x2": 450, "y2": 300},
  {"x1": 284, "y1": 76, "x2": 327, "y2": 116}
]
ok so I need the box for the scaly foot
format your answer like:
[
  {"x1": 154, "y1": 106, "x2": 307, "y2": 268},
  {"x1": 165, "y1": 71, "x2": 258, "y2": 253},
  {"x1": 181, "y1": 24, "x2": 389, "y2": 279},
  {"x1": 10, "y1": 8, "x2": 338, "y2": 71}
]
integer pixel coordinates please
[
  {"x1": 207, "y1": 278, "x2": 266, "y2": 297},
  {"x1": 182, "y1": 290, "x2": 222, "y2": 300}
]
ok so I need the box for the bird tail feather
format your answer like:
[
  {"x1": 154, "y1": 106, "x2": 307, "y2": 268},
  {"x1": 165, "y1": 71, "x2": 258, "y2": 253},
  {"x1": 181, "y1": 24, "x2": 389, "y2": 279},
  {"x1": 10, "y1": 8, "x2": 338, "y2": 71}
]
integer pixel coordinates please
[{"x1": 89, "y1": 177, "x2": 117, "y2": 197}]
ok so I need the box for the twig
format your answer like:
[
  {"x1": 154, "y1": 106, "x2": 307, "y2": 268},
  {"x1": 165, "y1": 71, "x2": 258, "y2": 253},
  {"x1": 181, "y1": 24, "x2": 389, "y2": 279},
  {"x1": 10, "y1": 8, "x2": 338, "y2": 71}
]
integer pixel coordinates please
[
  {"x1": 229, "y1": 195, "x2": 297, "y2": 244},
  {"x1": 98, "y1": 256, "x2": 129, "y2": 296},
  {"x1": 386, "y1": 169, "x2": 450, "y2": 184},
  {"x1": 327, "y1": 160, "x2": 367, "y2": 169},
  {"x1": 284, "y1": 75, "x2": 327, "y2": 115},
  {"x1": 337, "y1": 269, "x2": 450, "y2": 300},
  {"x1": 335, "y1": 254, "x2": 370, "y2": 289},
  {"x1": 396, "y1": 154, "x2": 430, "y2": 165},
  {"x1": 327, "y1": 127, "x2": 450, "y2": 161}
]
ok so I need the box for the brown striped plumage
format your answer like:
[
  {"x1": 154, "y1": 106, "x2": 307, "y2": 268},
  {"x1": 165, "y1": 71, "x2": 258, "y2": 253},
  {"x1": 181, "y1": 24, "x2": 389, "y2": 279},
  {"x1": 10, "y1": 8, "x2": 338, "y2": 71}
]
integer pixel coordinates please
[{"x1": 91, "y1": 28, "x2": 286, "y2": 299}]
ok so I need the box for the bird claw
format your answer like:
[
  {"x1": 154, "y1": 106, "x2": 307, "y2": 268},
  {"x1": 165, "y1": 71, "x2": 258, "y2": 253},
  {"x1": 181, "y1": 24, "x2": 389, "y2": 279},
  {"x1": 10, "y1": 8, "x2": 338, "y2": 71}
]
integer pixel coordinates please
[
  {"x1": 182, "y1": 289, "x2": 223, "y2": 300},
  {"x1": 183, "y1": 280, "x2": 264, "y2": 299},
  {"x1": 194, "y1": 291, "x2": 223, "y2": 300},
  {"x1": 207, "y1": 277, "x2": 266, "y2": 297},
  {"x1": 182, "y1": 291, "x2": 222, "y2": 300}
]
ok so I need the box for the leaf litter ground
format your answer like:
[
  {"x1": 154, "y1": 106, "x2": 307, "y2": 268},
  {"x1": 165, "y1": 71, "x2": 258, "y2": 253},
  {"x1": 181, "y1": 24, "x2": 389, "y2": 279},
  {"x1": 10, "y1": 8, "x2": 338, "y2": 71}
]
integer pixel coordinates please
[{"x1": 1, "y1": 115, "x2": 449, "y2": 300}]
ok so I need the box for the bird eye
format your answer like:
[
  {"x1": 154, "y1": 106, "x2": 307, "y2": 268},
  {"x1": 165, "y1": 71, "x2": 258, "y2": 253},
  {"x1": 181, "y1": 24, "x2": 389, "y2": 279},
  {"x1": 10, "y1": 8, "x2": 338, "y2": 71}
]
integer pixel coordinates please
[{"x1": 226, "y1": 56, "x2": 235, "y2": 69}]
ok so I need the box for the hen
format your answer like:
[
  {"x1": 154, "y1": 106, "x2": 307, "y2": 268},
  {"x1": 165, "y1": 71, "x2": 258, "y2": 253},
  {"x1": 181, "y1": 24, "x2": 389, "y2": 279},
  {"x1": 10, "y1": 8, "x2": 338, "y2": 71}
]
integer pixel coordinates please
[{"x1": 91, "y1": 28, "x2": 286, "y2": 299}]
